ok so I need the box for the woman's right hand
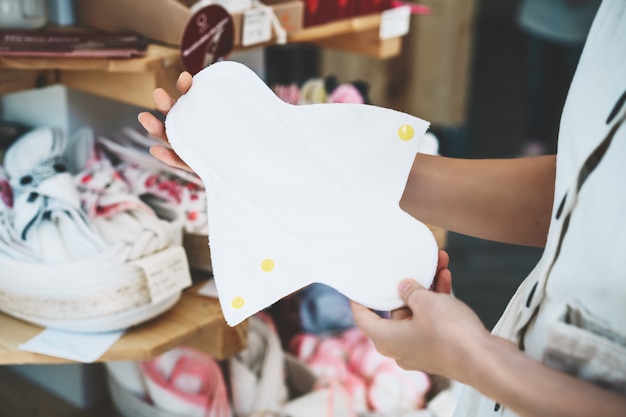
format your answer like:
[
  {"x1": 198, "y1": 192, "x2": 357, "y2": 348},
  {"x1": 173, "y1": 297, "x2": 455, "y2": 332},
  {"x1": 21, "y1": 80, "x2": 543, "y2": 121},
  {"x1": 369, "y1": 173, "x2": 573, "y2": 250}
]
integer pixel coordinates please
[{"x1": 138, "y1": 71, "x2": 194, "y2": 172}]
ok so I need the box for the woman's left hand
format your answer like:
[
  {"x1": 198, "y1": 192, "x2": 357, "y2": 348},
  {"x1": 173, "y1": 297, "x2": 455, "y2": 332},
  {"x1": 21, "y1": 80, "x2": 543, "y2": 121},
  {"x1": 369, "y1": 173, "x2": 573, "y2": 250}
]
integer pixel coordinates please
[{"x1": 350, "y1": 250, "x2": 490, "y2": 380}]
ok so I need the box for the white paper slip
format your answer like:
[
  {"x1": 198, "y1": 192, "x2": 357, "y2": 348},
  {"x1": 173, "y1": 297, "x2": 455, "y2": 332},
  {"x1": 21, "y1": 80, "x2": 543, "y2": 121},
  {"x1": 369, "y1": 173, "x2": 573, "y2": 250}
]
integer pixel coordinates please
[
  {"x1": 129, "y1": 245, "x2": 193, "y2": 305},
  {"x1": 241, "y1": 6, "x2": 272, "y2": 46},
  {"x1": 19, "y1": 328, "x2": 125, "y2": 363},
  {"x1": 379, "y1": 5, "x2": 411, "y2": 40}
]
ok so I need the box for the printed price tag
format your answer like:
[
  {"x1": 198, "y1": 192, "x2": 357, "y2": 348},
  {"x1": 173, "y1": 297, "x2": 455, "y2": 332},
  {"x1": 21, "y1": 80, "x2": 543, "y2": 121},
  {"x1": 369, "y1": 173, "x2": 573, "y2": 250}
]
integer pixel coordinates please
[
  {"x1": 242, "y1": 7, "x2": 272, "y2": 47},
  {"x1": 130, "y1": 246, "x2": 193, "y2": 305},
  {"x1": 379, "y1": 6, "x2": 411, "y2": 40}
]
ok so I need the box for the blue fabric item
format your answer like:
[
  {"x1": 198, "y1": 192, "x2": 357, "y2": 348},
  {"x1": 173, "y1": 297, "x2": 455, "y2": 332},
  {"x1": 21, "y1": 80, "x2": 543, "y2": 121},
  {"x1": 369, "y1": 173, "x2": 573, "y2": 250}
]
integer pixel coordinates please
[{"x1": 298, "y1": 283, "x2": 355, "y2": 334}]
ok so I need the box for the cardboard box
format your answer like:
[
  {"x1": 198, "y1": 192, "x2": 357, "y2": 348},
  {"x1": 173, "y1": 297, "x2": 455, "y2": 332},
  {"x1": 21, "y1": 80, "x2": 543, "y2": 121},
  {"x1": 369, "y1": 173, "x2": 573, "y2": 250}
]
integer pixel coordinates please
[
  {"x1": 299, "y1": 0, "x2": 392, "y2": 27},
  {"x1": 301, "y1": 0, "x2": 335, "y2": 26},
  {"x1": 357, "y1": 0, "x2": 391, "y2": 15},
  {"x1": 75, "y1": 0, "x2": 303, "y2": 48},
  {"x1": 300, "y1": 0, "x2": 360, "y2": 27},
  {"x1": 269, "y1": 0, "x2": 304, "y2": 34}
]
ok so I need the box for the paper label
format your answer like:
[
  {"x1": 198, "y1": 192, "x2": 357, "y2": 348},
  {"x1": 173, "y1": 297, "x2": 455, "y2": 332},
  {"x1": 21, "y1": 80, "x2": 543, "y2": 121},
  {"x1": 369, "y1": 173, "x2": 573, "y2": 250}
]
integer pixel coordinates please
[
  {"x1": 19, "y1": 328, "x2": 124, "y2": 363},
  {"x1": 379, "y1": 6, "x2": 411, "y2": 40},
  {"x1": 130, "y1": 246, "x2": 192, "y2": 305},
  {"x1": 241, "y1": 7, "x2": 272, "y2": 47}
]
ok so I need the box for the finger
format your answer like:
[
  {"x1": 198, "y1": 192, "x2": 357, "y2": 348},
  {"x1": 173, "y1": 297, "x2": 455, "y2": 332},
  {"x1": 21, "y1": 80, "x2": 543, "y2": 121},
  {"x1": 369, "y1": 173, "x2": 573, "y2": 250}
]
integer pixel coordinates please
[
  {"x1": 433, "y1": 267, "x2": 452, "y2": 294},
  {"x1": 138, "y1": 112, "x2": 168, "y2": 143},
  {"x1": 430, "y1": 250, "x2": 451, "y2": 291},
  {"x1": 350, "y1": 300, "x2": 379, "y2": 320},
  {"x1": 149, "y1": 145, "x2": 193, "y2": 172},
  {"x1": 390, "y1": 306, "x2": 412, "y2": 320},
  {"x1": 437, "y1": 250, "x2": 450, "y2": 272},
  {"x1": 154, "y1": 88, "x2": 176, "y2": 114},
  {"x1": 395, "y1": 359, "x2": 413, "y2": 371},
  {"x1": 352, "y1": 301, "x2": 409, "y2": 361},
  {"x1": 176, "y1": 71, "x2": 193, "y2": 94},
  {"x1": 398, "y1": 278, "x2": 426, "y2": 306},
  {"x1": 350, "y1": 301, "x2": 387, "y2": 336}
]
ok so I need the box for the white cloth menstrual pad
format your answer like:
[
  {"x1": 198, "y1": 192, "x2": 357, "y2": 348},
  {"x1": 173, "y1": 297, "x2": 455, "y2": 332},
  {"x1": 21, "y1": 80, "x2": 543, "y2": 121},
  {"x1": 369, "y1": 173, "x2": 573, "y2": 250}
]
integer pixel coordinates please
[{"x1": 165, "y1": 61, "x2": 438, "y2": 326}]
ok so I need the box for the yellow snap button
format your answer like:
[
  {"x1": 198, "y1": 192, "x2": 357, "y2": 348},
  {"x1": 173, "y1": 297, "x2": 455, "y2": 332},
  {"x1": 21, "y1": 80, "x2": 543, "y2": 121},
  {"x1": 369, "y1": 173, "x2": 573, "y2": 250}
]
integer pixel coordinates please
[
  {"x1": 398, "y1": 124, "x2": 415, "y2": 141},
  {"x1": 231, "y1": 296, "x2": 245, "y2": 309},
  {"x1": 261, "y1": 259, "x2": 275, "y2": 272}
]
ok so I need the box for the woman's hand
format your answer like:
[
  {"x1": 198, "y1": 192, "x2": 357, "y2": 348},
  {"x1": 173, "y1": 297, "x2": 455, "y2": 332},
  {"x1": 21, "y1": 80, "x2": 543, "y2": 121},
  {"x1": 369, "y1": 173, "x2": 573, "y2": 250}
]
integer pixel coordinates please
[
  {"x1": 138, "y1": 71, "x2": 194, "y2": 172},
  {"x1": 351, "y1": 250, "x2": 491, "y2": 380}
]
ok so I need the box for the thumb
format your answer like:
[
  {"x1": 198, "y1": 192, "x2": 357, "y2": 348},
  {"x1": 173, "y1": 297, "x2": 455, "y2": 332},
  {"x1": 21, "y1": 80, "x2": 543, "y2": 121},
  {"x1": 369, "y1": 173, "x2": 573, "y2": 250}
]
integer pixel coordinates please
[{"x1": 398, "y1": 278, "x2": 426, "y2": 304}]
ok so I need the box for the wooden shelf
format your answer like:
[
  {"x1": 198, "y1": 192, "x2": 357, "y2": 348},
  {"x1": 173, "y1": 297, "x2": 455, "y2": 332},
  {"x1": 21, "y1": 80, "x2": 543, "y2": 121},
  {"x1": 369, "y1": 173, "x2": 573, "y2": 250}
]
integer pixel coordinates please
[
  {"x1": 0, "y1": 69, "x2": 57, "y2": 96},
  {"x1": 0, "y1": 282, "x2": 247, "y2": 365},
  {"x1": 0, "y1": 44, "x2": 184, "y2": 109},
  {"x1": 288, "y1": 14, "x2": 401, "y2": 59},
  {"x1": 0, "y1": 14, "x2": 403, "y2": 108}
]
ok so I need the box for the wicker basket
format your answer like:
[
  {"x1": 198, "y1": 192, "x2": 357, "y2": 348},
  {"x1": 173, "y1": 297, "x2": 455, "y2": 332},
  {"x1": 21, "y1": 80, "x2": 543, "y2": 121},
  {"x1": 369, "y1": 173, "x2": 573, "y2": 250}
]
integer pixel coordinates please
[
  {"x1": 107, "y1": 371, "x2": 182, "y2": 417},
  {"x1": 0, "y1": 242, "x2": 187, "y2": 332}
]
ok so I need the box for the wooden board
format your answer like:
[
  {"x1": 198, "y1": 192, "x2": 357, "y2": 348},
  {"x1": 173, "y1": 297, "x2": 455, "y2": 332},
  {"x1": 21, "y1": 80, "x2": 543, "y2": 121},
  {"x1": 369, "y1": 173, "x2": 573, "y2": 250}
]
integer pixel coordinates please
[
  {"x1": 0, "y1": 69, "x2": 56, "y2": 96},
  {"x1": 59, "y1": 44, "x2": 184, "y2": 108},
  {"x1": 285, "y1": 14, "x2": 401, "y2": 59},
  {"x1": 0, "y1": 283, "x2": 247, "y2": 365},
  {"x1": 321, "y1": 0, "x2": 477, "y2": 126},
  {"x1": 315, "y1": 28, "x2": 401, "y2": 60},
  {"x1": 0, "y1": 44, "x2": 184, "y2": 108}
]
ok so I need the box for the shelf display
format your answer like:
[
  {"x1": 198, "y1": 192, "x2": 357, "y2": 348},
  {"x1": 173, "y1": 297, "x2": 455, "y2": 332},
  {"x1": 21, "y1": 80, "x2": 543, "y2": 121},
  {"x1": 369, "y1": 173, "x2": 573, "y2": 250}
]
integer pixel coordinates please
[
  {"x1": 0, "y1": 8, "x2": 407, "y2": 107},
  {"x1": 0, "y1": 121, "x2": 238, "y2": 365},
  {"x1": 105, "y1": 312, "x2": 451, "y2": 416},
  {"x1": 0, "y1": 5, "x2": 470, "y2": 415},
  {"x1": 0, "y1": 0, "x2": 435, "y2": 377},
  {"x1": 105, "y1": 315, "x2": 318, "y2": 417},
  {"x1": 0, "y1": 283, "x2": 247, "y2": 364}
]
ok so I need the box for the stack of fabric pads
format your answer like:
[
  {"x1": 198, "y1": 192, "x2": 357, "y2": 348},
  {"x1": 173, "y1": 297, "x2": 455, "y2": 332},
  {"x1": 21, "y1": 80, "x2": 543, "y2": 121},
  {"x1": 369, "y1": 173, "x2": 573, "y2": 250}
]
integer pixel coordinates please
[
  {"x1": 0, "y1": 126, "x2": 194, "y2": 332},
  {"x1": 98, "y1": 126, "x2": 212, "y2": 272}
]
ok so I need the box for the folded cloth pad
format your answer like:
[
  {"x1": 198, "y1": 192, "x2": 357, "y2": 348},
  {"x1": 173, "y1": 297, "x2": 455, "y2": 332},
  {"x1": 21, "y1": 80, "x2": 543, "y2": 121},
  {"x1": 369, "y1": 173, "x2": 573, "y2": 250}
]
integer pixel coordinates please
[
  {"x1": 165, "y1": 61, "x2": 438, "y2": 326},
  {"x1": 65, "y1": 127, "x2": 178, "y2": 260},
  {"x1": 97, "y1": 127, "x2": 207, "y2": 235},
  {"x1": 3, "y1": 127, "x2": 107, "y2": 263},
  {"x1": 140, "y1": 346, "x2": 231, "y2": 417},
  {"x1": 0, "y1": 166, "x2": 35, "y2": 261},
  {"x1": 229, "y1": 314, "x2": 289, "y2": 415}
]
